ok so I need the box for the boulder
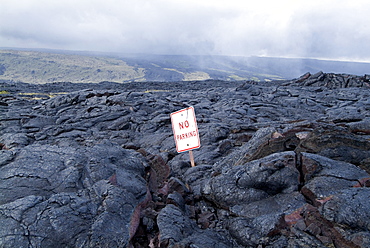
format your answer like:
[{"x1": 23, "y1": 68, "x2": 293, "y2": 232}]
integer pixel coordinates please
[
  {"x1": 203, "y1": 152, "x2": 299, "y2": 208},
  {"x1": 321, "y1": 188, "x2": 370, "y2": 231}
]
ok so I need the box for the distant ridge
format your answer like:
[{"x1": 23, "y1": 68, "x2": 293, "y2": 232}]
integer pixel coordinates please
[{"x1": 0, "y1": 48, "x2": 369, "y2": 84}]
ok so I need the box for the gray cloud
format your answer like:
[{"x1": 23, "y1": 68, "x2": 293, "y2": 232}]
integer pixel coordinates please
[{"x1": 1, "y1": 0, "x2": 370, "y2": 62}]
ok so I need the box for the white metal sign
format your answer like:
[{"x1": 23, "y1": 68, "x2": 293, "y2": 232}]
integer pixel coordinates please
[{"x1": 170, "y1": 106, "x2": 200, "y2": 153}]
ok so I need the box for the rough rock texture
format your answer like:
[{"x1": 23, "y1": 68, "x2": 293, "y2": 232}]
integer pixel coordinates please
[{"x1": 1, "y1": 73, "x2": 370, "y2": 247}]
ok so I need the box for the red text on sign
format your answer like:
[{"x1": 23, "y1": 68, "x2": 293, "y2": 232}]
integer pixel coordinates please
[
  {"x1": 176, "y1": 131, "x2": 197, "y2": 141},
  {"x1": 179, "y1": 120, "x2": 190, "y2": 129}
]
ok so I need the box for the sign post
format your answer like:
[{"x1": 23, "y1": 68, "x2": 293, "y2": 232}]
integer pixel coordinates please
[
  {"x1": 170, "y1": 106, "x2": 200, "y2": 166},
  {"x1": 189, "y1": 150, "x2": 195, "y2": 167}
]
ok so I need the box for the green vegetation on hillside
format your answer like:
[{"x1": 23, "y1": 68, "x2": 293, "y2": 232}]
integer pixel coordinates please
[{"x1": 0, "y1": 50, "x2": 145, "y2": 84}]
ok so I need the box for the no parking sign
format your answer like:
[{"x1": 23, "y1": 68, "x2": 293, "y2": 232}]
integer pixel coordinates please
[
  {"x1": 170, "y1": 106, "x2": 200, "y2": 153},
  {"x1": 170, "y1": 106, "x2": 200, "y2": 167}
]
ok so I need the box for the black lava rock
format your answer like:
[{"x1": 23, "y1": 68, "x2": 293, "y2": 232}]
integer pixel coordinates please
[{"x1": 1, "y1": 73, "x2": 370, "y2": 247}]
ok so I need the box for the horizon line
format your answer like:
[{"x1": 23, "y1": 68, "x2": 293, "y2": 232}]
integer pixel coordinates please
[{"x1": 1, "y1": 46, "x2": 370, "y2": 64}]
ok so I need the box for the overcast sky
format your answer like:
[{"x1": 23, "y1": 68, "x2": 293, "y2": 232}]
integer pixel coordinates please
[{"x1": 1, "y1": 0, "x2": 370, "y2": 62}]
